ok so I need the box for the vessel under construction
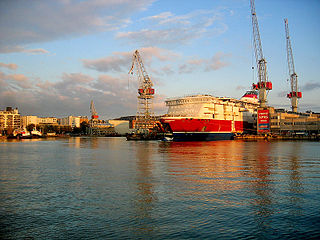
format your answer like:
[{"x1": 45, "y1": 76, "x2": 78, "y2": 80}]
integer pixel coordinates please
[{"x1": 160, "y1": 91, "x2": 259, "y2": 141}]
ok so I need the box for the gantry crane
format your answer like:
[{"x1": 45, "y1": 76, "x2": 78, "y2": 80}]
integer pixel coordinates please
[
  {"x1": 250, "y1": 0, "x2": 272, "y2": 108},
  {"x1": 129, "y1": 50, "x2": 155, "y2": 130},
  {"x1": 285, "y1": 18, "x2": 301, "y2": 112}
]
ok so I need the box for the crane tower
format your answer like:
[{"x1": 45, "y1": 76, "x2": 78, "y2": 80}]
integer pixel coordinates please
[
  {"x1": 285, "y1": 18, "x2": 301, "y2": 112},
  {"x1": 90, "y1": 100, "x2": 99, "y2": 120},
  {"x1": 129, "y1": 50, "x2": 155, "y2": 130},
  {"x1": 250, "y1": 0, "x2": 272, "y2": 108}
]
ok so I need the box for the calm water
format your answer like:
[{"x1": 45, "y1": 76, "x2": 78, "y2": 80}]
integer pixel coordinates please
[{"x1": 0, "y1": 137, "x2": 320, "y2": 239}]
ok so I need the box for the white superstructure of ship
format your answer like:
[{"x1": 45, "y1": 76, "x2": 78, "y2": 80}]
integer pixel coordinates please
[{"x1": 160, "y1": 90, "x2": 259, "y2": 141}]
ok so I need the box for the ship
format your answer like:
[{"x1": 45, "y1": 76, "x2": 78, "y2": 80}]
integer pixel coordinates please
[{"x1": 160, "y1": 90, "x2": 259, "y2": 141}]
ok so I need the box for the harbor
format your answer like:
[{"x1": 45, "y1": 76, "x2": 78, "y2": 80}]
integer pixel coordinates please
[
  {"x1": 1, "y1": 137, "x2": 320, "y2": 239},
  {"x1": 1, "y1": 0, "x2": 320, "y2": 239}
]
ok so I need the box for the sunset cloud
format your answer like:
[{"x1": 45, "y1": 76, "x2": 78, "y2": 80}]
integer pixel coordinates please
[
  {"x1": 0, "y1": 69, "x2": 165, "y2": 118},
  {"x1": 82, "y1": 47, "x2": 178, "y2": 73},
  {"x1": 179, "y1": 52, "x2": 230, "y2": 74},
  {"x1": 205, "y1": 52, "x2": 231, "y2": 71},
  {"x1": 0, "y1": 0, "x2": 155, "y2": 53},
  {"x1": 0, "y1": 62, "x2": 18, "y2": 70}
]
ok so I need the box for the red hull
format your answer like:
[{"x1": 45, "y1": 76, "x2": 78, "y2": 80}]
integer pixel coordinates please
[{"x1": 161, "y1": 118, "x2": 247, "y2": 133}]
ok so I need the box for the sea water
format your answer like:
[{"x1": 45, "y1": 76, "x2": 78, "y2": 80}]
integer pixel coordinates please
[{"x1": 1, "y1": 137, "x2": 319, "y2": 239}]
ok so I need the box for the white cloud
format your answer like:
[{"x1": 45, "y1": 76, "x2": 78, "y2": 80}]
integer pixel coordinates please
[{"x1": 116, "y1": 9, "x2": 229, "y2": 46}]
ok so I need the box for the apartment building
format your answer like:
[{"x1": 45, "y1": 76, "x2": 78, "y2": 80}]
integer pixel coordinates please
[{"x1": 0, "y1": 107, "x2": 21, "y2": 132}]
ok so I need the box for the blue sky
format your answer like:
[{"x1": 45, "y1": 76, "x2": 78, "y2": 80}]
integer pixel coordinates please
[{"x1": 1, "y1": 0, "x2": 319, "y2": 119}]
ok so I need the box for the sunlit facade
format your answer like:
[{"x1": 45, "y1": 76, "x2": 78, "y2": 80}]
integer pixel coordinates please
[{"x1": 0, "y1": 107, "x2": 21, "y2": 132}]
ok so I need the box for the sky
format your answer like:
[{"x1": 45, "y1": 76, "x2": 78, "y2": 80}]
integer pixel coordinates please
[{"x1": 0, "y1": 0, "x2": 320, "y2": 119}]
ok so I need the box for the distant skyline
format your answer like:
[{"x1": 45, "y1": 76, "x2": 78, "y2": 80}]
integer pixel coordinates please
[{"x1": 1, "y1": 0, "x2": 320, "y2": 119}]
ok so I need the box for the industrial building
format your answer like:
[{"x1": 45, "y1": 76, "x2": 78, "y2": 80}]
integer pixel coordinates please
[{"x1": 269, "y1": 108, "x2": 320, "y2": 135}]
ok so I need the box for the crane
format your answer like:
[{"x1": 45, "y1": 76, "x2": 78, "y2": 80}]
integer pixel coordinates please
[
  {"x1": 128, "y1": 50, "x2": 155, "y2": 130},
  {"x1": 90, "y1": 100, "x2": 99, "y2": 120},
  {"x1": 250, "y1": 0, "x2": 272, "y2": 108},
  {"x1": 285, "y1": 18, "x2": 301, "y2": 112}
]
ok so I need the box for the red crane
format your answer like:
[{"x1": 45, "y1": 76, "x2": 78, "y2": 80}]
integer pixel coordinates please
[
  {"x1": 128, "y1": 50, "x2": 155, "y2": 130},
  {"x1": 250, "y1": 0, "x2": 272, "y2": 108},
  {"x1": 90, "y1": 100, "x2": 99, "y2": 120},
  {"x1": 285, "y1": 18, "x2": 301, "y2": 112}
]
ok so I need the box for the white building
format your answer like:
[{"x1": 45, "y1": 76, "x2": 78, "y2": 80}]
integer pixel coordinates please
[{"x1": 21, "y1": 116, "x2": 38, "y2": 128}]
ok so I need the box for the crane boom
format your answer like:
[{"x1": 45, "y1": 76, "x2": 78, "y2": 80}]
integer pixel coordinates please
[
  {"x1": 285, "y1": 18, "x2": 301, "y2": 112},
  {"x1": 90, "y1": 100, "x2": 98, "y2": 119},
  {"x1": 129, "y1": 50, "x2": 155, "y2": 130},
  {"x1": 250, "y1": 0, "x2": 272, "y2": 108},
  {"x1": 129, "y1": 50, "x2": 153, "y2": 90}
]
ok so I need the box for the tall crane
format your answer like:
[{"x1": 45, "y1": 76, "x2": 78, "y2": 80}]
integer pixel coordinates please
[
  {"x1": 285, "y1": 18, "x2": 301, "y2": 112},
  {"x1": 90, "y1": 100, "x2": 99, "y2": 120},
  {"x1": 250, "y1": 0, "x2": 272, "y2": 108},
  {"x1": 129, "y1": 50, "x2": 155, "y2": 130}
]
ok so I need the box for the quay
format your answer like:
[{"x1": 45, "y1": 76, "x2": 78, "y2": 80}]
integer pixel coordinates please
[{"x1": 235, "y1": 133, "x2": 320, "y2": 141}]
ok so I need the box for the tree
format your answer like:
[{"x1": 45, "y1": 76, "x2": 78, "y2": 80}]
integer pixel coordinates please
[
  {"x1": 80, "y1": 121, "x2": 90, "y2": 135},
  {"x1": 26, "y1": 124, "x2": 35, "y2": 132}
]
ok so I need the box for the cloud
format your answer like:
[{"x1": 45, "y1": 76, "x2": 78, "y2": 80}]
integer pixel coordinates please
[
  {"x1": 0, "y1": 45, "x2": 50, "y2": 55},
  {"x1": 301, "y1": 82, "x2": 320, "y2": 92},
  {"x1": 116, "y1": 9, "x2": 229, "y2": 46},
  {"x1": 83, "y1": 53, "x2": 131, "y2": 73},
  {"x1": 82, "y1": 47, "x2": 178, "y2": 73},
  {"x1": 277, "y1": 91, "x2": 288, "y2": 97},
  {"x1": 179, "y1": 52, "x2": 230, "y2": 74},
  {"x1": 0, "y1": 69, "x2": 166, "y2": 118},
  {"x1": 0, "y1": 62, "x2": 18, "y2": 70},
  {"x1": 161, "y1": 65, "x2": 174, "y2": 75},
  {"x1": 236, "y1": 85, "x2": 248, "y2": 91},
  {"x1": 205, "y1": 52, "x2": 231, "y2": 71},
  {"x1": 0, "y1": 0, "x2": 155, "y2": 53},
  {"x1": 0, "y1": 71, "x2": 31, "y2": 89}
]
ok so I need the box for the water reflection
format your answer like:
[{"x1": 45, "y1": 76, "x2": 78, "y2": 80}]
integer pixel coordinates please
[
  {"x1": 288, "y1": 142, "x2": 303, "y2": 218},
  {"x1": 1, "y1": 138, "x2": 318, "y2": 239},
  {"x1": 159, "y1": 140, "x2": 308, "y2": 237},
  {"x1": 131, "y1": 142, "x2": 157, "y2": 236},
  {"x1": 160, "y1": 141, "x2": 247, "y2": 194}
]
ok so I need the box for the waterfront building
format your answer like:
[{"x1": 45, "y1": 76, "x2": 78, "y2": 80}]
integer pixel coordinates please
[
  {"x1": 269, "y1": 108, "x2": 320, "y2": 135},
  {"x1": 80, "y1": 116, "x2": 89, "y2": 123},
  {"x1": 88, "y1": 123, "x2": 115, "y2": 136},
  {"x1": 21, "y1": 116, "x2": 38, "y2": 128},
  {"x1": 59, "y1": 116, "x2": 81, "y2": 128},
  {"x1": 38, "y1": 117, "x2": 58, "y2": 125},
  {"x1": 109, "y1": 120, "x2": 130, "y2": 135},
  {"x1": 0, "y1": 107, "x2": 21, "y2": 133}
]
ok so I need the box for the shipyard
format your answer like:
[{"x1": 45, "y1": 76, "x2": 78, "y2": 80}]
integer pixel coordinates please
[
  {"x1": 1, "y1": 1, "x2": 320, "y2": 239},
  {"x1": 2, "y1": 2, "x2": 319, "y2": 141}
]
